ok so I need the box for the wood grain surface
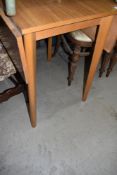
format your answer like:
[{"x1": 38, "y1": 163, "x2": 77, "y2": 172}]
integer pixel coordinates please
[{"x1": 1, "y1": 0, "x2": 117, "y2": 34}]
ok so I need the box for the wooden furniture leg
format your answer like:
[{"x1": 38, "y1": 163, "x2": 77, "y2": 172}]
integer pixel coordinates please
[
  {"x1": 24, "y1": 33, "x2": 37, "y2": 128},
  {"x1": 106, "y1": 51, "x2": 117, "y2": 77},
  {"x1": 53, "y1": 35, "x2": 61, "y2": 56},
  {"x1": 82, "y1": 16, "x2": 113, "y2": 101},
  {"x1": 47, "y1": 36, "x2": 61, "y2": 61},
  {"x1": 99, "y1": 51, "x2": 112, "y2": 77},
  {"x1": 68, "y1": 46, "x2": 81, "y2": 86},
  {"x1": 47, "y1": 37, "x2": 53, "y2": 61}
]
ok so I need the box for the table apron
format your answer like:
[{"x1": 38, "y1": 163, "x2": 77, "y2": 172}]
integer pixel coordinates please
[{"x1": 36, "y1": 18, "x2": 101, "y2": 40}]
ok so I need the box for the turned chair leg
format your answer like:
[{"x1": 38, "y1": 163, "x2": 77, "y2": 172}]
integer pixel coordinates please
[
  {"x1": 106, "y1": 53, "x2": 117, "y2": 77},
  {"x1": 99, "y1": 51, "x2": 111, "y2": 77},
  {"x1": 68, "y1": 46, "x2": 81, "y2": 86}
]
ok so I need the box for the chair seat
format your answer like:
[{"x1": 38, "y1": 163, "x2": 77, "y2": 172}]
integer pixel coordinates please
[
  {"x1": 0, "y1": 42, "x2": 16, "y2": 81},
  {"x1": 70, "y1": 30, "x2": 92, "y2": 42}
]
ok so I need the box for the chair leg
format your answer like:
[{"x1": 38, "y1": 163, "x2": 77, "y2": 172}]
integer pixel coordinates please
[
  {"x1": 106, "y1": 42, "x2": 117, "y2": 77},
  {"x1": 106, "y1": 53, "x2": 117, "y2": 77},
  {"x1": 99, "y1": 51, "x2": 111, "y2": 77},
  {"x1": 68, "y1": 46, "x2": 81, "y2": 86},
  {"x1": 53, "y1": 35, "x2": 61, "y2": 56},
  {"x1": 47, "y1": 37, "x2": 53, "y2": 62}
]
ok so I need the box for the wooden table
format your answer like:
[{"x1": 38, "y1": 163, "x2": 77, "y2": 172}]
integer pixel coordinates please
[{"x1": 0, "y1": 0, "x2": 117, "y2": 127}]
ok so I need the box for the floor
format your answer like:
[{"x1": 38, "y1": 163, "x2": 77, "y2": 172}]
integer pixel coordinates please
[{"x1": 0, "y1": 43, "x2": 117, "y2": 175}]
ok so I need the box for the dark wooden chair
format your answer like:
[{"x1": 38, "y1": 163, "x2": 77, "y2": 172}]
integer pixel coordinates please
[
  {"x1": 59, "y1": 30, "x2": 96, "y2": 85},
  {"x1": 0, "y1": 41, "x2": 25, "y2": 103},
  {"x1": 47, "y1": 31, "x2": 96, "y2": 85}
]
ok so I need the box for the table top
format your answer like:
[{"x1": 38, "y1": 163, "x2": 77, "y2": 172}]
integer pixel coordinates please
[{"x1": 0, "y1": 0, "x2": 117, "y2": 34}]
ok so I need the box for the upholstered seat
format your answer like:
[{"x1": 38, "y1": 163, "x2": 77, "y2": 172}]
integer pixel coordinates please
[
  {"x1": 0, "y1": 41, "x2": 16, "y2": 81},
  {"x1": 0, "y1": 26, "x2": 24, "y2": 78},
  {"x1": 70, "y1": 30, "x2": 92, "y2": 42}
]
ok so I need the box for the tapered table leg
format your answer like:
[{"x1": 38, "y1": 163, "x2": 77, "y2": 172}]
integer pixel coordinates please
[
  {"x1": 82, "y1": 16, "x2": 113, "y2": 101},
  {"x1": 24, "y1": 33, "x2": 37, "y2": 127}
]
